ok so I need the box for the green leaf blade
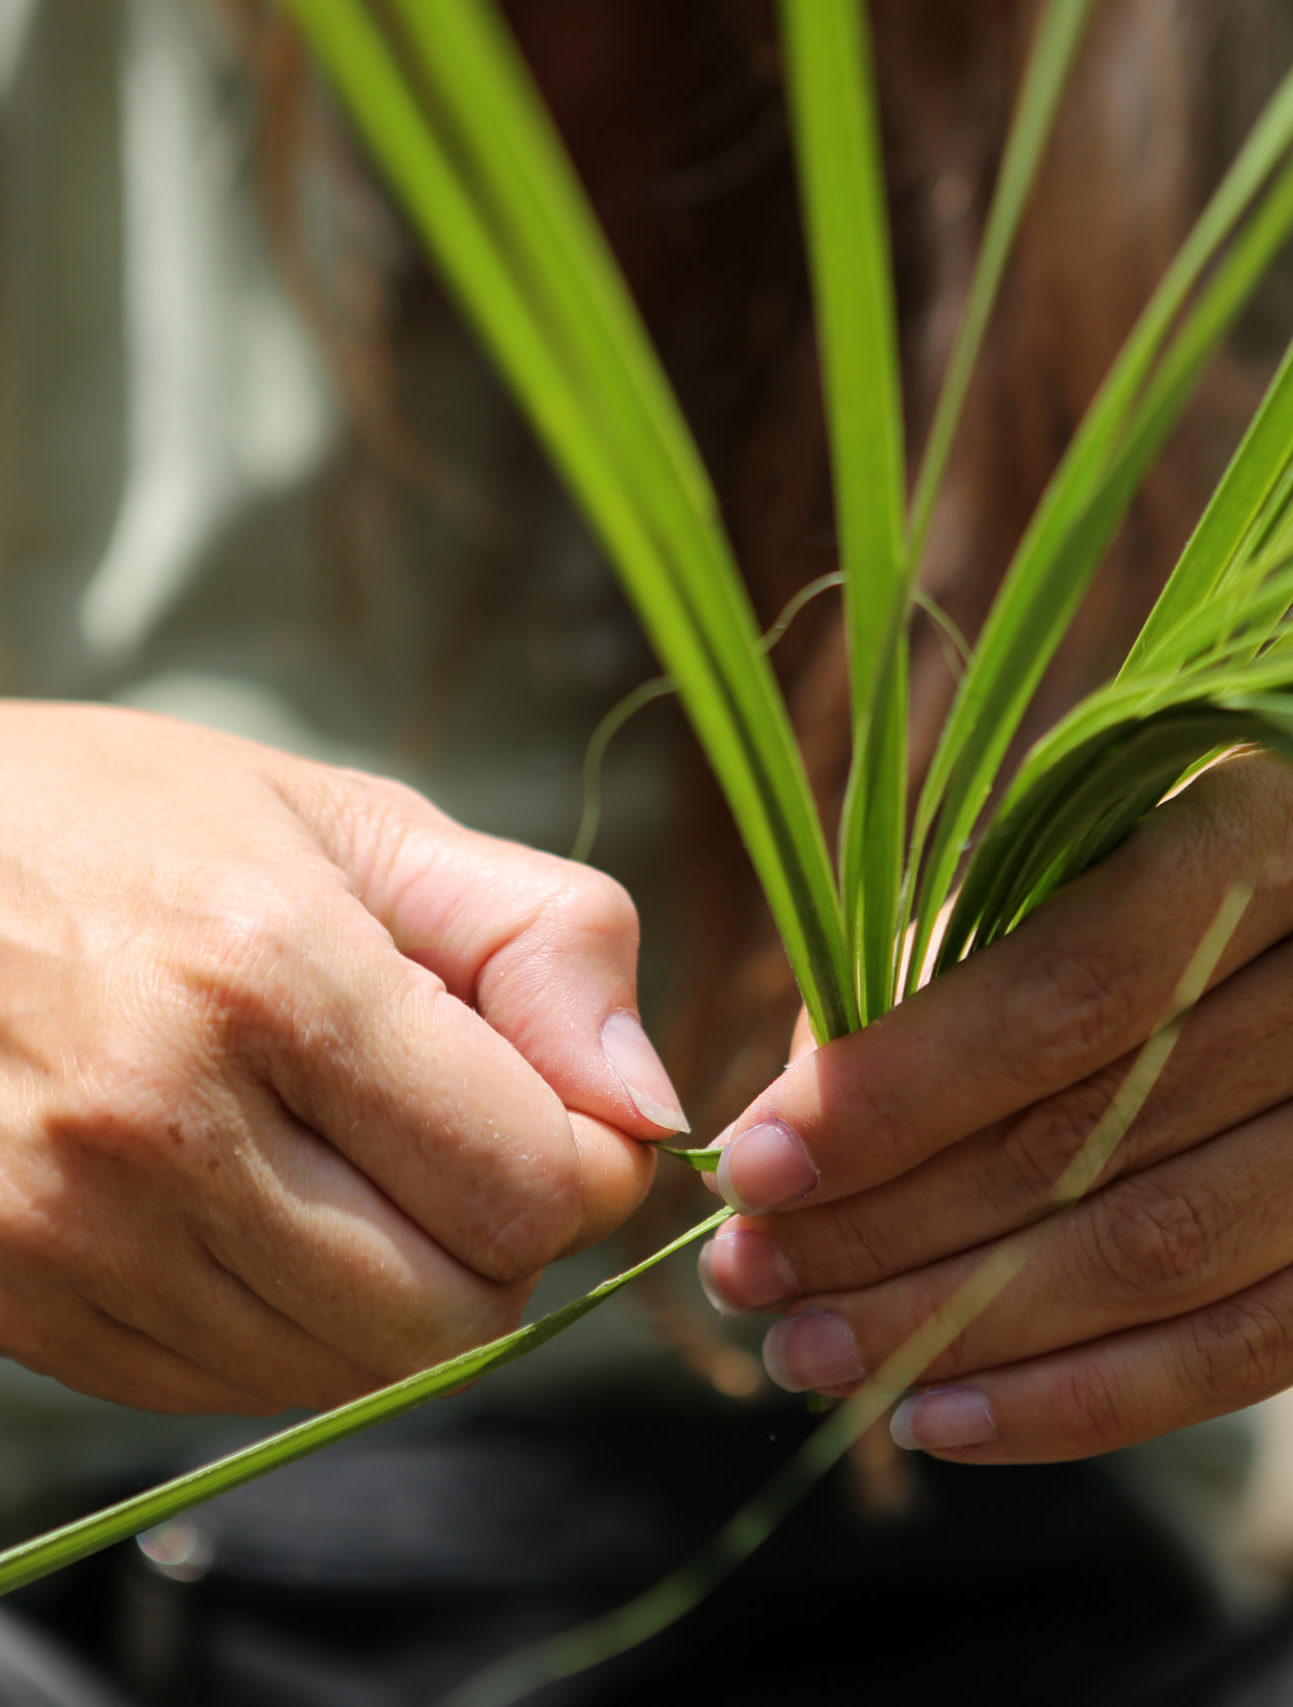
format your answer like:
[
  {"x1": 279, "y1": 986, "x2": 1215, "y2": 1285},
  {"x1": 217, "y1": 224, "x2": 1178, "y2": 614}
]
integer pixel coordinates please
[
  {"x1": 280, "y1": 0, "x2": 857, "y2": 1037},
  {"x1": 0, "y1": 1209, "x2": 734, "y2": 1598},
  {"x1": 907, "y1": 0, "x2": 1098, "y2": 570},
  {"x1": 778, "y1": 0, "x2": 907, "y2": 1022}
]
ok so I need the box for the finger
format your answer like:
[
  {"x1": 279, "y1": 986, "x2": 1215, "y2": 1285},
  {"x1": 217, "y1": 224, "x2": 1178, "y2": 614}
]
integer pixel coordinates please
[
  {"x1": 96, "y1": 1240, "x2": 381, "y2": 1412},
  {"x1": 193, "y1": 872, "x2": 649, "y2": 1281},
  {"x1": 195, "y1": 1087, "x2": 539, "y2": 1381},
  {"x1": 887, "y1": 1263, "x2": 1293, "y2": 1464},
  {"x1": 281, "y1": 766, "x2": 687, "y2": 1137},
  {"x1": 18, "y1": 1096, "x2": 391, "y2": 1408},
  {"x1": 0, "y1": 1278, "x2": 278, "y2": 1417},
  {"x1": 706, "y1": 935, "x2": 1293, "y2": 1308},
  {"x1": 33, "y1": 979, "x2": 556, "y2": 1388},
  {"x1": 712, "y1": 752, "x2": 1293, "y2": 1216},
  {"x1": 758, "y1": 1100, "x2": 1293, "y2": 1396}
]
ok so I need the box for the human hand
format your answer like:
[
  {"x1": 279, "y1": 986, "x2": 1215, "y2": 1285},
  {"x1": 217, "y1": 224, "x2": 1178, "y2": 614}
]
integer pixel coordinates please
[
  {"x1": 0, "y1": 703, "x2": 671, "y2": 1415},
  {"x1": 700, "y1": 752, "x2": 1293, "y2": 1461}
]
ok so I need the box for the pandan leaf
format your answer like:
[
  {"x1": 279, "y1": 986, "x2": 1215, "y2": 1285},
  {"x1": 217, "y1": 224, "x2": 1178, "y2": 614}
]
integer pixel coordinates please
[
  {"x1": 656, "y1": 1144, "x2": 721, "y2": 1173},
  {"x1": 278, "y1": 0, "x2": 857, "y2": 1039},
  {"x1": 778, "y1": 0, "x2": 908, "y2": 1021},
  {"x1": 0, "y1": 1208, "x2": 733, "y2": 1596}
]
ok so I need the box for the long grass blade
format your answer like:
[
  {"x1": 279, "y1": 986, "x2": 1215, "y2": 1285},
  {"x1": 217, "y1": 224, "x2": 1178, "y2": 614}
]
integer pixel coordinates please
[
  {"x1": 907, "y1": 0, "x2": 1098, "y2": 570},
  {"x1": 0, "y1": 1207, "x2": 733, "y2": 1597},
  {"x1": 778, "y1": 0, "x2": 907, "y2": 1020},
  {"x1": 391, "y1": 0, "x2": 860, "y2": 1034},
  {"x1": 278, "y1": 0, "x2": 856, "y2": 1038},
  {"x1": 779, "y1": 0, "x2": 906, "y2": 724}
]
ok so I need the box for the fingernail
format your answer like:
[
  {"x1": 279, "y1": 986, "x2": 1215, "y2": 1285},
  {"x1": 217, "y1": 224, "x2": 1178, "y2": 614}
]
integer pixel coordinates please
[
  {"x1": 715, "y1": 1119, "x2": 817, "y2": 1213},
  {"x1": 890, "y1": 1386, "x2": 996, "y2": 1452},
  {"x1": 601, "y1": 1010, "x2": 689, "y2": 1134},
  {"x1": 762, "y1": 1310, "x2": 863, "y2": 1393},
  {"x1": 698, "y1": 1229, "x2": 799, "y2": 1313}
]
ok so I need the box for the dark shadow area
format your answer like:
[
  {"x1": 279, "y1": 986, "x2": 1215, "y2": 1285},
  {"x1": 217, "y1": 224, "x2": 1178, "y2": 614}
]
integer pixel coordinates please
[{"x1": 12, "y1": 1394, "x2": 1293, "y2": 1707}]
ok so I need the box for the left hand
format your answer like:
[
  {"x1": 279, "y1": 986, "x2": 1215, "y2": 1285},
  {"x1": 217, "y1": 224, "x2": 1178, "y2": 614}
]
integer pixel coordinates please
[{"x1": 699, "y1": 751, "x2": 1293, "y2": 1462}]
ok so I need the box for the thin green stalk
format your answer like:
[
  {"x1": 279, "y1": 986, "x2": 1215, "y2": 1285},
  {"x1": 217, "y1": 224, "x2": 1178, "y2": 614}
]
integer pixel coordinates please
[
  {"x1": 569, "y1": 677, "x2": 674, "y2": 864},
  {"x1": 912, "y1": 588, "x2": 973, "y2": 674},
  {"x1": 0, "y1": 1207, "x2": 733, "y2": 1597},
  {"x1": 907, "y1": 0, "x2": 1098, "y2": 570},
  {"x1": 779, "y1": 0, "x2": 907, "y2": 1021},
  {"x1": 571, "y1": 573, "x2": 843, "y2": 865}
]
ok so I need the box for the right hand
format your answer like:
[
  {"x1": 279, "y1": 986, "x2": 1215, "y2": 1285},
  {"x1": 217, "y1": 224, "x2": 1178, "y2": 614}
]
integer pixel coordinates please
[{"x1": 0, "y1": 703, "x2": 669, "y2": 1415}]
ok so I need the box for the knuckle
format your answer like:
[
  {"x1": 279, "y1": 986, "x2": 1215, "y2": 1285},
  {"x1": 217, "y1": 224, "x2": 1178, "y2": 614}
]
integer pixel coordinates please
[
  {"x1": 1081, "y1": 1175, "x2": 1220, "y2": 1299},
  {"x1": 363, "y1": 774, "x2": 437, "y2": 821},
  {"x1": 818, "y1": 1048, "x2": 909, "y2": 1183},
  {"x1": 43, "y1": 1015, "x2": 213, "y2": 1177},
  {"x1": 998, "y1": 943, "x2": 1138, "y2": 1090},
  {"x1": 475, "y1": 863, "x2": 641, "y2": 1012},
  {"x1": 178, "y1": 873, "x2": 313, "y2": 1042},
  {"x1": 990, "y1": 1074, "x2": 1120, "y2": 1213},
  {"x1": 1186, "y1": 1295, "x2": 1293, "y2": 1409},
  {"x1": 171, "y1": 871, "x2": 363, "y2": 1080},
  {"x1": 817, "y1": 1201, "x2": 900, "y2": 1289},
  {"x1": 541, "y1": 863, "x2": 639, "y2": 948},
  {"x1": 1063, "y1": 1355, "x2": 1131, "y2": 1452},
  {"x1": 472, "y1": 1165, "x2": 583, "y2": 1283}
]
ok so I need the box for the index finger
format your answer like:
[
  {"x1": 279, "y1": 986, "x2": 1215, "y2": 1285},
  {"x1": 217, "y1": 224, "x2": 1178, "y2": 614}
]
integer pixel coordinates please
[
  {"x1": 280, "y1": 765, "x2": 688, "y2": 1140},
  {"x1": 712, "y1": 754, "x2": 1293, "y2": 1216}
]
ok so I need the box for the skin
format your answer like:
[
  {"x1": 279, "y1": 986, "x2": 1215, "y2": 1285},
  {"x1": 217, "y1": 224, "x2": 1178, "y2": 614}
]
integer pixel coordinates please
[
  {"x1": 700, "y1": 750, "x2": 1293, "y2": 1463},
  {"x1": 0, "y1": 702, "x2": 669, "y2": 1416}
]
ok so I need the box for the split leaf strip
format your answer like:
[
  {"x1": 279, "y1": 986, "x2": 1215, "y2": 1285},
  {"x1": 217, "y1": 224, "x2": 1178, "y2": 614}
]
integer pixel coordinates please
[
  {"x1": 907, "y1": 0, "x2": 1097, "y2": 572},
  {"x1": 911, "y1": 588, "x2": 973, "y2": 674},
  {"x1": 442, "y1": 882, "x2": 1251, "y2": 1707},
  {"x1": 904, "y1": 62, "x2": 1293, "y2": 991},
  {"x1": 569, "y1": 677, "x2": 674, "y2": 865},
  {"x1": 0, "y1": 1208, "x2": 734, "y2": 1598},
  {"x1": 570, "y1": 572, "x2": 844, "y2": 865},
  {"x1": 276, "y1": 0, "x2": 853, "y2": 1038},
  {"x1": 656, "y1": 1145, "x2": 720, "y2": 1173},
  {"x1": 778, "y1": 0, "x2": 907, "y2": 1021}
]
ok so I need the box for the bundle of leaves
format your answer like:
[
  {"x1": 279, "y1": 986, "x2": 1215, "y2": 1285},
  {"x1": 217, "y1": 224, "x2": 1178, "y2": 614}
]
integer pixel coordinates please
[{"x1": 5, "y1": 2, "x2": 1293, "y2": 1686}]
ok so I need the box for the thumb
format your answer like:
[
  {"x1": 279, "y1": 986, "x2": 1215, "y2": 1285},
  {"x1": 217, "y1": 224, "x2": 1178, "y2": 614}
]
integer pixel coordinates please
[{"x1": 285, "y1": 765, "x2": 689, "y2": 1141}]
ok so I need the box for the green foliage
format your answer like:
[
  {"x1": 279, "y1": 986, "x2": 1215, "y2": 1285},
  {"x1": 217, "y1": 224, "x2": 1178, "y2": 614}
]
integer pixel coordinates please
[
  {"x1": 272, "y1": 0, "x2": 855, "y2": 1041},
  {"x1": 778, "y1": 0, "x2": 908, "y2": 1022},
  {"x1": 5, "y1": 0, "x2": 1293, "y2": 1634}
]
